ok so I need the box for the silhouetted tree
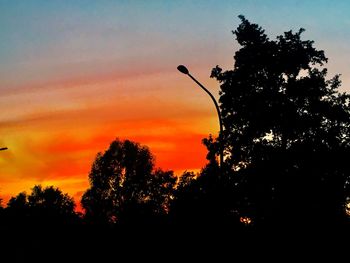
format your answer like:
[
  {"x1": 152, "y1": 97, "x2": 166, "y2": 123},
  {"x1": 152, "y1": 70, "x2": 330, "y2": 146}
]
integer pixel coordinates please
[
  {"x1": 81, "y1": 138, "x2": 176, "y2": 224},
  {"x1": 6, "y1": 192, "x2": 29, "y2": 220},
  {"x1": 170, "y1": 156, "x2": 243, "y2": 229},
  {"x1": 169, "y1": 171, "x2": 198, "y2": 222},
  {"x1": 209, "y1": 15, "x2": 350, "y2": 227},
  {"x1": 29, "y1": 185, "x2": 76, "y2": 222},
  {"x1": 5, "y1": 185, "x2": 77, "y2": 225}
]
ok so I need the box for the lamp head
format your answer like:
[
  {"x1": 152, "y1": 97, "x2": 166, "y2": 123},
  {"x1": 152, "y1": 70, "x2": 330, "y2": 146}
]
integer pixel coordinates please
[{"x1": 177, "y1": 65, "x2": 189, "y2": 75}]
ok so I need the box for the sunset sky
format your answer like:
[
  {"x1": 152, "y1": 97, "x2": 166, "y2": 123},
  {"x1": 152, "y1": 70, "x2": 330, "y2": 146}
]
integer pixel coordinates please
[{"x1": 1, "y1": 0, "x2": 349, "y2": 207}]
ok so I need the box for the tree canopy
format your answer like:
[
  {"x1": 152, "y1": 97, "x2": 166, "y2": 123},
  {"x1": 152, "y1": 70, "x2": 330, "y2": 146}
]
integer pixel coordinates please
[
  {"x1": 81, "y1": 138, "x2": 176, "y2": 224},
  {"x1": 5, "y1": 185, "x2": 77, "y2": 224},
  {"x1": 209, "y1": 15, "x2": 350, "y2": 226}
]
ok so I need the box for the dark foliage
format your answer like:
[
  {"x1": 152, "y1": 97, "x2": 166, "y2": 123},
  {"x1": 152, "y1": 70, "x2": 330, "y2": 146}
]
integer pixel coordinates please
[
  {"x1": 81, "y1": 138, "x2": 176, "y2": 225},
  {"x1": 209, "y1": 15, "x2": 350, "y2": 228},
  {"x1": 4, "y1": 185, "x2": 78, "y2": 225}
]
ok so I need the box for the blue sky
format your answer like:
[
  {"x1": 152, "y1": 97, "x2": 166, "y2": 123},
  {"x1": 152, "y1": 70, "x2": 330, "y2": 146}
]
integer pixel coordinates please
[{"x1": 1, "y1": 0, "x2": 349, "y2": 90}]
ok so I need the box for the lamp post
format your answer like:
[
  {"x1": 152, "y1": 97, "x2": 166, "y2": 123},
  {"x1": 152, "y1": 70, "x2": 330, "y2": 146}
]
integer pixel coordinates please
[
  {"x1": 177, "y1": 65, "x2": 223, "y2": 168},
  {"x1": 0, "y1": 147, "x2": 8, "y2": 151}
]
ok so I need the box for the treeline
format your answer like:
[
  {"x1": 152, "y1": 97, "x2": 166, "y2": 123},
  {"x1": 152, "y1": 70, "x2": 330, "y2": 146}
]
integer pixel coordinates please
[
  {"x1": 0, "y1": 139, "x2": 250, "y2": 261},
  {"x1": 0, "y1": 138, "x2": 243, "y2": 229},
  {"x1": 1, "y1": 135, "x2": 349, "y2": 231}
]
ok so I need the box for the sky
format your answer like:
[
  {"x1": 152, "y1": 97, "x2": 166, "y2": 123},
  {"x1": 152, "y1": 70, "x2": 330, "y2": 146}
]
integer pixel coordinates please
[{"x1": 1, "y1": 0, "x2": 350, "y2": 208}]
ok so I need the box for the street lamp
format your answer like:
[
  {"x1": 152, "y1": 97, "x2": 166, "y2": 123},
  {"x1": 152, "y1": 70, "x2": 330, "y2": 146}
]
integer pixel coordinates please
[
  {"x1": 177, "y1": 65, "x2": 223, "y2": 168},
  {"x1": 0, "y1": 147, "x2": 8, "y2": 151}
]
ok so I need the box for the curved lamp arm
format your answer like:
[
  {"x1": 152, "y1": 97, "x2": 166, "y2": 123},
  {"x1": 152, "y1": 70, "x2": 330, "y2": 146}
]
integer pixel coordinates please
[{"x1": 177, "y1": 65, "x2": 223, "y2": 168}]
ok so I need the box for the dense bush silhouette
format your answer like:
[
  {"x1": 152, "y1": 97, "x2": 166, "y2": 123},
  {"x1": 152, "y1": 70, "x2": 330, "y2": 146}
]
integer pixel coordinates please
[
  {"x1": 1, "y1": 186, "x2": 80, "y2": 261},
  {"x1": 5, "y1": 185, "x2": 78, "y2": 225}
]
